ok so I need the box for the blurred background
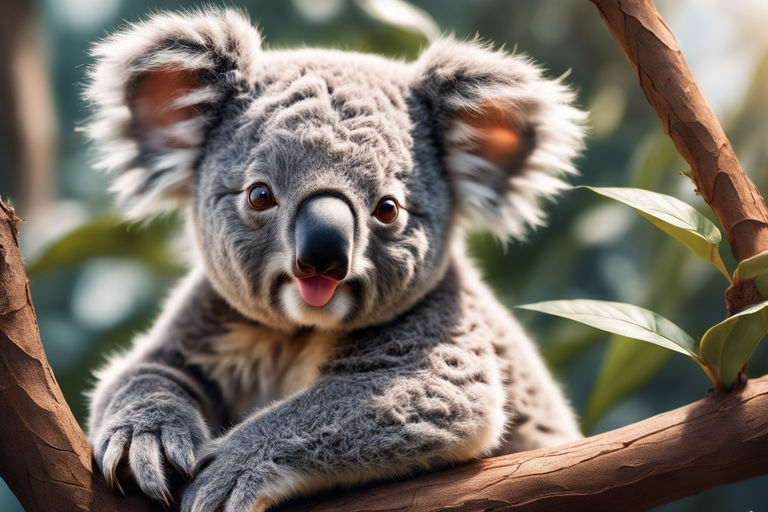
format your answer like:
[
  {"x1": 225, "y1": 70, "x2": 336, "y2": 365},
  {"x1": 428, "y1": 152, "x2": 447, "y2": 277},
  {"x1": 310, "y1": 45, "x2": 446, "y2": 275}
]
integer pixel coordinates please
[{"x1": 2, "y1": 0, "x2": 767, "y2": 509}]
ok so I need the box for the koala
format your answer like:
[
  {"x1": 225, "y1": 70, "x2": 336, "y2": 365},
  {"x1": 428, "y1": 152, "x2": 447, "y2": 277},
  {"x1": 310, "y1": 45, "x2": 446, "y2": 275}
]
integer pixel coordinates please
[{"x1": 85, "y1": 9, "x2": 586, "y2": 512}]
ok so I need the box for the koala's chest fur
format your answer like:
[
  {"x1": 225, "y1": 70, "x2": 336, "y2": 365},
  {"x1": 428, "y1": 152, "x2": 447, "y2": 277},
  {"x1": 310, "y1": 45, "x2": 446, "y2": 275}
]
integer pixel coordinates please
[{"x1": 189, "y1": 323, "x2": 338, "y2": 420}]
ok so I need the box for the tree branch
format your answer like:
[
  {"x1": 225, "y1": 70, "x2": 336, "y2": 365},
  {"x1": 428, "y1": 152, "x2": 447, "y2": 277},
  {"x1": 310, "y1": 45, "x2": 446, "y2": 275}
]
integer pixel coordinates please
[
  {"x1": 278, "y1": 376, "x2": 768, "y2": 511},
  {"x1": 3, "y1": 2, "x2": 768, "y2": 510},
  {"x1": 589, "y1": 0, "x2": 768, "y2": 319},
  {"x1": 0, "y1": 201, "x2": 156, "y2": 512},
  {"x1": 589, "y1": 0, "x2": 768, "y2": 265}
]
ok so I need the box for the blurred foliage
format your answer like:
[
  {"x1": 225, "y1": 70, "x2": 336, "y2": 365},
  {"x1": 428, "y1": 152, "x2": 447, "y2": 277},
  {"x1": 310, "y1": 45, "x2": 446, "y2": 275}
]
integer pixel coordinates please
[
  {"x1": 1, "y1": 0, "x2": 768, "y2": 511},
  {"x1": 25, "y1": 214, "x2": 185, "y2": 279},
  {"x1": 584, "y1": 336, "x2": 670, "y2": 433}
]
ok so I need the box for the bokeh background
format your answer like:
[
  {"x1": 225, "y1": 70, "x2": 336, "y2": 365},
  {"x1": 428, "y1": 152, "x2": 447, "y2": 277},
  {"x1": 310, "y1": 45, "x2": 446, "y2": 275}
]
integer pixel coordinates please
[{"x1": 2, "y1": 0, "x2": 768, "y2": 509}]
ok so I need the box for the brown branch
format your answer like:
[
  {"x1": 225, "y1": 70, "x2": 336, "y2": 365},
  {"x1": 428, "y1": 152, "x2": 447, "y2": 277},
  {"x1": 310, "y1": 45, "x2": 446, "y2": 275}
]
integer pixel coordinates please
[
  {"x1": 3, "y1": 196, "x2": 767, "y2": 511},
  {"x1": 278, "y1": 375, "x2": 768, "y2": 511},
  {"x1": 589, "y1": 0, "x2": 768, "y2": 265},
  {"x1": 0, "y1": 201, "x2": 156, "y2": 512},
  {"x1": 3, "y1": 3, "x2": 768, "y2": 509},
  {"x1": 588, "y1": 0, "x2": 768, "y2": 390}
]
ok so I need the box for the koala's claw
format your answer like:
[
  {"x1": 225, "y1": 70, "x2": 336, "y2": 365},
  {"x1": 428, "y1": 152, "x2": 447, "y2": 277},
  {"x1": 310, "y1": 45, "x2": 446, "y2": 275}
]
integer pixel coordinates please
[
  {"x1": 182, "y1": 476, "x2": 271, "y2": 512},
  {"x1": 98, "y1": 427, "x2": 129, "y2": 493},
  {"x1": 94, "y1": 422, "x2": 202, "y2": 504},
  {"x1": 129, "y1": 432, "x2": 171, "y2": 505},
  {"x1": 160, "y1": 426, "x2": 197, "y2": 480}
]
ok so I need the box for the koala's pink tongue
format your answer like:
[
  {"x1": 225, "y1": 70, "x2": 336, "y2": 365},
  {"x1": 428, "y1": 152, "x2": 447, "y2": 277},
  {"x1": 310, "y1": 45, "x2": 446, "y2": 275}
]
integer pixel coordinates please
[{"x1": 296, "y1": 276, "x2": 340, "y2": 307}]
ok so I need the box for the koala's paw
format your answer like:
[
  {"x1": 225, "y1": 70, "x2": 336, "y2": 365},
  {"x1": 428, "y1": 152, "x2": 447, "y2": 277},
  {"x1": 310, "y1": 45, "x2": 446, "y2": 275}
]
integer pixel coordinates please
[
  {"x1": 92, "y1": 392, "x2": 209, "y2": 504},
  {"x1": 181, "y1": 437, "x2": 275, "y2": 512}
]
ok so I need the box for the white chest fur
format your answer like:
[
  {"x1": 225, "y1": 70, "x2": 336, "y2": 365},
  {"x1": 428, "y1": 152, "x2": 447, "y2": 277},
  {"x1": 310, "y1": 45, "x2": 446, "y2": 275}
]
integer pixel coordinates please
[{"x1": 190, "y1": 323, "x2": 338, "y2": 420}]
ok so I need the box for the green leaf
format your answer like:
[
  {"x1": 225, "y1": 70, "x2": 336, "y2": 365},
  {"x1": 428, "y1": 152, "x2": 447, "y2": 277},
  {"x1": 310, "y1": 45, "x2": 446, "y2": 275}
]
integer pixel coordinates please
[
  {"x1": 581, "y1": 336, "x2": 671, "y2": 434},
  {"x1": 581, "y1": 186, "x2": 730, "y2": 281},
  {"x1": 734, "y1": 249, "x2": 768, "y2": 298},
  {"x1": 518, "y1": 299, "x2": 698, "y2": 358},
  {"x1": 699, "y1": 299, "x2": 768, "y2": 389},
  {"x1": 25, "y1": 215, "x2": 184, "y2": 279}
]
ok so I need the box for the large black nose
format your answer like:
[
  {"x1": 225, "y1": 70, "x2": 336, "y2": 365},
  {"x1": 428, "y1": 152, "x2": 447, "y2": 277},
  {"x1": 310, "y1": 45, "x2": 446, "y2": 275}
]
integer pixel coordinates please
[{"x1": 294, "y1": 196, "x2": 354, "y2": 281}]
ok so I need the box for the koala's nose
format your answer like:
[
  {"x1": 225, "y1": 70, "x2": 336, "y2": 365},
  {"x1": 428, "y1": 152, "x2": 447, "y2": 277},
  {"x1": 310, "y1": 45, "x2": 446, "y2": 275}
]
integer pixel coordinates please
[{"x1": 294, "y1": 195, "x2": 354, "y2": 281}]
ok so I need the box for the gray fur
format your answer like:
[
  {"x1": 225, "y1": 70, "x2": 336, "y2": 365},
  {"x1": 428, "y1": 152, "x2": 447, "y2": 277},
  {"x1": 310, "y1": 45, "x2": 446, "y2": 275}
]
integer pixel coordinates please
[{"x1": 85, "y1": 9, "x2": 585, "y2": 511}]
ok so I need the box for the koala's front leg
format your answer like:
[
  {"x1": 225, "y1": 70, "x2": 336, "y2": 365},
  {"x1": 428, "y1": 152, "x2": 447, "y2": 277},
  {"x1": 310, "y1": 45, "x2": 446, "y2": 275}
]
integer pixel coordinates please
[
  {"x1": 182, "y1": 336, "x2": 504, "y2": 512},
  {"x1": 88, "y1": 272, "x2": 230, "y2": 502},
  {"x1": 90, "y1": 362, "x2": 211, "y2": 503}
]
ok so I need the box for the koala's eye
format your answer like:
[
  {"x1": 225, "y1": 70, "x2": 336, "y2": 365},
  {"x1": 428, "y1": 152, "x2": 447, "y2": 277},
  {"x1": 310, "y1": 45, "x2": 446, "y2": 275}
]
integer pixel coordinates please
[
  {"x1": 247, "y1": 183, "x2": 276, "y2": 210},
  {"x1": 373, "y1": 197, "x2": 399, "y2": 223}
]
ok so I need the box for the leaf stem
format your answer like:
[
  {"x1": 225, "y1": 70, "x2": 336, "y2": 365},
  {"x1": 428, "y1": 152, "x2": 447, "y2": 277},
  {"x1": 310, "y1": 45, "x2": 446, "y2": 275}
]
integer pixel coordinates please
[{"x1": 698, "y1": 359, "x2": 722, "y2": 392}]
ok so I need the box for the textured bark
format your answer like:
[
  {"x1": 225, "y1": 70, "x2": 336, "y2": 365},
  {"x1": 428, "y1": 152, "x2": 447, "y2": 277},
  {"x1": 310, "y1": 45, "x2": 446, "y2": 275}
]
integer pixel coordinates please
[
  {"x1": 3, "y1": 191, "x2": 767, "y2": 512},
  {"x1": 279, "y1": 376, "x2": 768, "y2": 511},
  {"x1": 0, "y1": 201, "x2": 156, "y2": 512},
  {"x1": 2, "y1": 2, "x2": 768, "y2": 510},
  {"x1": 725, "y1": 278, "x2": 762, "y2": 317},
  {"x1": 589, "y1": 0, "x2": 768, "y2": 269}
]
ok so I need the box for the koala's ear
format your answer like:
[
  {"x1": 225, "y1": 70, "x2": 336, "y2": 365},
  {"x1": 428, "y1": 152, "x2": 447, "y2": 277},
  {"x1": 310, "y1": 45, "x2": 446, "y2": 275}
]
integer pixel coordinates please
[
  {"x1": 85, "y1": 9, "x2": 261, "y2": 217},
  {"x1": 411, "y1": 39, "x2": 587, "y2": 240}
]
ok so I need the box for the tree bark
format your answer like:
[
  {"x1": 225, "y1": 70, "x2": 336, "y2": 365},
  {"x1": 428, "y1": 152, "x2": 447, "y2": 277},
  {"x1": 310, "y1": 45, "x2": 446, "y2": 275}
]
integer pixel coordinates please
[
  {"x1": 278, "y1": 375, "x2": 768, "y2": 512},
  {"x1": 589, "y1": 0, "x2": 768, "y2": 264},
  {"x1": 589, "y1": 0, "x2": 768, "y2": 316},
  {"x1": 2, "y1": 2, "x2": 768, "y2": 511},
  {"x1": 1, "y1": 194, "x2": 767, "y2": 511},
  {"x1": 0, "y1": 201, "x2": 155, "y2": 512}
]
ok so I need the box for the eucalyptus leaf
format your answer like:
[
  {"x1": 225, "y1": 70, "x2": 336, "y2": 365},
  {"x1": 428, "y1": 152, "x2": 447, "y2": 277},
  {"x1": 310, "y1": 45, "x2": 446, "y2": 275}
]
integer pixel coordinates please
[
  {"x1": 581, "y1": 186, "x2": 730, "y2": 280},
  {"x1": 734, "y1": 249, "x2": 768, "y2": 298},
  {"x1": 699, "y1": 300, "x2": 768, "y2": 389},
  {"x1": 519, "y1": 299, "x2": 698, "y2": 358},
  {"x1": 581, "y1": 336, "x2": 671, "y2": 434}
]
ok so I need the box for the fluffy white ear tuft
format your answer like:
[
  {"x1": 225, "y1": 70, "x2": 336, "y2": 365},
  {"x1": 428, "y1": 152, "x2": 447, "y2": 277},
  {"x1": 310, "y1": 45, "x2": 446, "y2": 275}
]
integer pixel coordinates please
[
  {"x1": 412, "y1": 38, "x2": 587, "y2": 240},
  {"x1": 85, "y1": 9, "x2": 261, "y2": 218}
]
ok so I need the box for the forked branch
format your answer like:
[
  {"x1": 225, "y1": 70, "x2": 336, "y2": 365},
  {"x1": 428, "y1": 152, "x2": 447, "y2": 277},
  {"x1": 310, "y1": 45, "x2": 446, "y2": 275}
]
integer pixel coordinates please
[
  {"x1": 0, "y1": 201, "x2": 155, "y2": 512},
  {"x1": 1, "y1": 1, "x2": 767, "y2": 510}
]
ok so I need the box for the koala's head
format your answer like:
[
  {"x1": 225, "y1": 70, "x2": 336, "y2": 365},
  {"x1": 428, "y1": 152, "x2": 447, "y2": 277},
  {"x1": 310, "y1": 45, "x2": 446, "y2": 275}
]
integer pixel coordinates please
[{"x1": 87, "y1": 9, "x2": 585, "y2": 331}]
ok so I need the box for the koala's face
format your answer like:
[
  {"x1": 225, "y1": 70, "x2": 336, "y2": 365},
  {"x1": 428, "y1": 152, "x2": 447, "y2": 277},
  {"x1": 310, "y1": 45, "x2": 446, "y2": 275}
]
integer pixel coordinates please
[
  {"x1": 87, "y1": 10, "x2": 585, "y2": 331},
  {"x1": 191, "y1": 53, "x2": 452, "y2": 329}
]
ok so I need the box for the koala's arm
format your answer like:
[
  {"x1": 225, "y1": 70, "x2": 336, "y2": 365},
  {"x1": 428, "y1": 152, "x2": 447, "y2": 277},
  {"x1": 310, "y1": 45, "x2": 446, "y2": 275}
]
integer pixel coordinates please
[
  {"x1": 87, "y1": 269, "x2": 235, "y2": 502},
  {"x1": 181, "y1": 268, "x2": 506, "y2": 512}
]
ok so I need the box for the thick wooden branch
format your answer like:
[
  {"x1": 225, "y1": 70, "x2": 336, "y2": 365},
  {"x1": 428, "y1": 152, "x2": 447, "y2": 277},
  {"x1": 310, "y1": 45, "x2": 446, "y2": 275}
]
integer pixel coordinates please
[
  {"x1": 589, "y1": 0, "x2": 768, "y2": 266},
  {"x1": 2, "y1": 201, "x2": 767, "y2": 512},
  {"x1": 0, "y1": 201, "x2": 156, "y2": 512},
  {"x1": 588, "y1": 0, "x2": 768, "y2": 331},
  {"x1": 279, "y1": 377, "x2": 768, "y2": 511},
  {"x1": 3, "y1": 3, "x2": 768, "y2": 510}
]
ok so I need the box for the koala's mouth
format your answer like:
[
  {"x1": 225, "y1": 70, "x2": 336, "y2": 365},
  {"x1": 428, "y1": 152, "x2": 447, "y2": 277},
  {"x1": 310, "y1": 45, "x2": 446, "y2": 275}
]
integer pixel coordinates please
[
  {"x1": 296, "y1": 276, "x2": 341, "y2": 307},
  {"x1": 274, "y1": 271, "x2": 362, "y2": 328}
]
